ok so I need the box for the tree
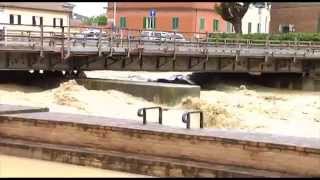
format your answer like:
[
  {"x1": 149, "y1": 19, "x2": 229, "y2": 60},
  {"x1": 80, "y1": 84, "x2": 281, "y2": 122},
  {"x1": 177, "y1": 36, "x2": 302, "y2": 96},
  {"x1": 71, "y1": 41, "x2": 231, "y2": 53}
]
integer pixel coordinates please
[{"x1": 214, "y1": 2, "x2": 251, "y2": 34}]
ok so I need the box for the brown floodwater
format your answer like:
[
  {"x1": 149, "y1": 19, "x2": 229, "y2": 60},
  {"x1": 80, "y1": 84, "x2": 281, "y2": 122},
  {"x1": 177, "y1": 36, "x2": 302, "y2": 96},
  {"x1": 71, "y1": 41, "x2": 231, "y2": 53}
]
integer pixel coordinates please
[{"x1": 0, "y1": 155, "x2": 149, "y2": 177}]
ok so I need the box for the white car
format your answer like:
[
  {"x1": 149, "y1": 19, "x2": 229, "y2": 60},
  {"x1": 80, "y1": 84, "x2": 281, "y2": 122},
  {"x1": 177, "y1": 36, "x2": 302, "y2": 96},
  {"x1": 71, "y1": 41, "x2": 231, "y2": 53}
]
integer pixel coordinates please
[{"x1": 168, "y1": 33, "x2": 187, "y2": 42}]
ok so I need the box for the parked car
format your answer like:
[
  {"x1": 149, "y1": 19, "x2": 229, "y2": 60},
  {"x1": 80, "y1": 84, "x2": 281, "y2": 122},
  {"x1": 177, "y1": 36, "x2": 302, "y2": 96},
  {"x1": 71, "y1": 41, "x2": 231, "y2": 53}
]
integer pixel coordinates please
[
  {"x1": 140, "y1": 30, "x2": 171, "y2": 42},
  {"x1": 167, "y1": 33, "x2": 187, "y2": 42}
]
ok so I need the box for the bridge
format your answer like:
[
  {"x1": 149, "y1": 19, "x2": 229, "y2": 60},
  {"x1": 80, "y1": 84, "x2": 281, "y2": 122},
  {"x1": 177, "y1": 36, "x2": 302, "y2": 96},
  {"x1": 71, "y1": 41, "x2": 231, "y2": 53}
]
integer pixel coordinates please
[{"x1": 0, "y1": 23, "x2": 320, "y2": 78}]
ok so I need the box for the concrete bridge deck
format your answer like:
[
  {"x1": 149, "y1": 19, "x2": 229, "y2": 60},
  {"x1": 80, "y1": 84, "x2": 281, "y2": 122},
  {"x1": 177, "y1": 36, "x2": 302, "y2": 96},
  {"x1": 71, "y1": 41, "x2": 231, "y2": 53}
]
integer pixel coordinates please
[
  {"x1": 0, "y1": 23, "x2": 319, "y2": 79},
  {"x1": 0, "y1": 104, "x2": 319, "y2": 177}
]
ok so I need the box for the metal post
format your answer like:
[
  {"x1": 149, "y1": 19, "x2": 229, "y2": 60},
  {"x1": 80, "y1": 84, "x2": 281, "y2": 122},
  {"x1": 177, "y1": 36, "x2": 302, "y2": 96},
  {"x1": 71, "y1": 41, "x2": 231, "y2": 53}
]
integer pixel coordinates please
[
  {"x1": 143, "y1": 109, "x2": 146, "y2": 125},
  {"x1": 66, "y1": 23, "x2": 71, "y2": 59},
  {"x1": 173, "y1": 31, "x2": 176, "y2": 60},
  {"x1": 158, "y1": 108, "x2": 162, "y2": 125},
  {"x1": 61, "y1": 26, "x2": 65, "y2": 61},
  {"x1": 127, "y1": 30, "x2": 130, "y2": 58},
  {"x1": 98, "y1": 28, "x2": 102, "y2": 56},
  {"x1": 4, "y1": 26, "x2": 6, "y2": 47},
  {"x1": 40, "y1": 23, "x2": 44, "y2": 58},
  {"x1": 120, "y1": 29, "x2": 123, "y2": 47},
  {"x1": 1, "y1": 26, "x2": 4, "y2": 41}
]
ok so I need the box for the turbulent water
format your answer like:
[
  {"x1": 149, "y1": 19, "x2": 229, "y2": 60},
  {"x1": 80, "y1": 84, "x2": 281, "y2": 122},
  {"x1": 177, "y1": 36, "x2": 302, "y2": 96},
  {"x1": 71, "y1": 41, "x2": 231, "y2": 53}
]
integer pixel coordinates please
[
  {"x1": 0, "y1": 70, "x2": 320, "y2": 177},
  {"x1": 0, "y1": 70, "x2": 319, "y2": 138}
]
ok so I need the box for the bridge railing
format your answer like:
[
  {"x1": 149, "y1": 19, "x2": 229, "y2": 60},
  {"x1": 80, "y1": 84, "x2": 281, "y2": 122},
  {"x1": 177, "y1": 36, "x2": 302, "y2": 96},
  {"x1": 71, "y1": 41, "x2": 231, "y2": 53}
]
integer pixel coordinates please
[{"x1": 1, "y1": 23, "x2": 320, "y2": 57}]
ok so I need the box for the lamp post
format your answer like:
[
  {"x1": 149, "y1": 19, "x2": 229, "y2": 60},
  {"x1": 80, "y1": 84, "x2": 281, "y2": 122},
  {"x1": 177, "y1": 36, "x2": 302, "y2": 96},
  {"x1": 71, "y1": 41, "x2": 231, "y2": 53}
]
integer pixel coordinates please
[{"x1": 113, "y1": 2, "x2": 116, "y2": 27}]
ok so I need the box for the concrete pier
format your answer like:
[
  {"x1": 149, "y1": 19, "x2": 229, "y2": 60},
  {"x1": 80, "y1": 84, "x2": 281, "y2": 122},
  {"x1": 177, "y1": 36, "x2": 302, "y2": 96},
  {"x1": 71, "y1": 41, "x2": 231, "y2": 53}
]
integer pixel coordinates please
[{"x1": 76, "y1": 78, "x2": 200, "y2": 105}]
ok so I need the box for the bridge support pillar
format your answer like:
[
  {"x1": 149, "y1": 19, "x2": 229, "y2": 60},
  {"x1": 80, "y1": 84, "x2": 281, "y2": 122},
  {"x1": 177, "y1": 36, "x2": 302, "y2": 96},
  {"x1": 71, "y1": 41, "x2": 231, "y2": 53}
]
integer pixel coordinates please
[{"x1": 301, "y1": 77, "x2": 320, "y2": 91}]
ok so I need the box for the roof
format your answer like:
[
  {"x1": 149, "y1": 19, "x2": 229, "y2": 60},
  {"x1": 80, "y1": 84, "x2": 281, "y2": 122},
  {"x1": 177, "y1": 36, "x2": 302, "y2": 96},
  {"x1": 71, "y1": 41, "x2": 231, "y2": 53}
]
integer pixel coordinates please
[{"x1": 0, "y1": 2, "x2": 74, "y2": 13}]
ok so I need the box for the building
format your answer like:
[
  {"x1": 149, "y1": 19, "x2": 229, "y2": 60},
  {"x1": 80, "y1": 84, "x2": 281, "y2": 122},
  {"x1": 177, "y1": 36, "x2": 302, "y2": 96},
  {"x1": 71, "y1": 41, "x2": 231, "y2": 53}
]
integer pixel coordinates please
[
  {"x1": 270, "y1": 3, "x2": 320, "y2": 33},
  {"x1": 107, "y1": 2, "x2": 228, "y2": 37},
  {"x1": 0, "y1": 2, "x2": 74, "y2": 33},
  {"x1": 242, "y1": 2, "x2": 271, "y2": 34}
]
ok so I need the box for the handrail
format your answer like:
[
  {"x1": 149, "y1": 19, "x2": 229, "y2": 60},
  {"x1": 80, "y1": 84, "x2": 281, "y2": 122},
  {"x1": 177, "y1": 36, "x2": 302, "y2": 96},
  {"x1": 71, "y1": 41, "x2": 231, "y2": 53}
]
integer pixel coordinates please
[
  {"x1": 182, "y1": 111, "x2": 204, "y2": 129},
  {"x1": 137, "y1": 106, "x2": 163, "y2": 125}
]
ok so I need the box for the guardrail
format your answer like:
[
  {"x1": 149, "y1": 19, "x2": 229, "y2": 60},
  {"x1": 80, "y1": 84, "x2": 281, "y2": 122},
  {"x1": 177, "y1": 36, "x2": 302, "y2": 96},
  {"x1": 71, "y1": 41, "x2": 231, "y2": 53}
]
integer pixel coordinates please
[{"x1": 1, "y1": 23, "x2": 320, "y2": 60}]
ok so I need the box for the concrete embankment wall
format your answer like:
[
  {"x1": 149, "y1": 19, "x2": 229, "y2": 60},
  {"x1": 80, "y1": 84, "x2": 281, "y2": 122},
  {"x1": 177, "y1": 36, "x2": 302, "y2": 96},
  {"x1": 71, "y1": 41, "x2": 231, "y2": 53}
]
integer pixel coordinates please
[
  {"x1": 0, "y1": 112, "x2": 319, "y2": 176},
  {"x1": 76, "y1": 78, "x2": 200, "y2": 105}
]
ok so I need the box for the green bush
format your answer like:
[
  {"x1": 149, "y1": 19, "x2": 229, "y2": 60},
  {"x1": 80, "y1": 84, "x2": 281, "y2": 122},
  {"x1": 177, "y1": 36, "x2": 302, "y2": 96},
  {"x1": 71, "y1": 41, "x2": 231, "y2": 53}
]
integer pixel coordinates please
[{"x1": 209, "y1": 32, "x2": 320, "y2": 42}]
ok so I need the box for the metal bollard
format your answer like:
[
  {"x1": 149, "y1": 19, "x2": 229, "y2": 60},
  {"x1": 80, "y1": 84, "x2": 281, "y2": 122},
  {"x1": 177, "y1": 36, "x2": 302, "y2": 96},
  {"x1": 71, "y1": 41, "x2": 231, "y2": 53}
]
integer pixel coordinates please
[
  {"x1": 182, "y1": 111, "x2": 204, "y2": 129},
  {"x1": 137, "y1": 106, "x2": 163, "y2": 125}
]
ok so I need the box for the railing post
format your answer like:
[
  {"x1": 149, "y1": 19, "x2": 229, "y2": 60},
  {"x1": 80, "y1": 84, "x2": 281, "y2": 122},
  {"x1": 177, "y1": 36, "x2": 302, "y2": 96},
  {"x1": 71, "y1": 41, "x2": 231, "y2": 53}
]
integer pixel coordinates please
[
  {"x1": 120, "y1": 29, "x2": 123, "y2": 47},
  {"x1": 4, "y1": 26, "x2": 6, "y2": 47},
  {"x1": 40, "y1": 23, "x2": 44, "y2": 58},
  {"x1": 98, "y1": 27, "x2": 102, "y2": 56},
  {"x1": 61, "y1": 26, "x2": 65, "y2": 62},
  {"x1": 109, "y1": 28, "x2": 113, "y2": 57},
  {"x1": 173, "y1": 31, "x2": 176, "y2": 60},
  {"x1": 127, "y1": 30, "x2": 131, "y2": 58},
  {"x1": 65, "y1": 24, "x2": 71, "y2": 59}
]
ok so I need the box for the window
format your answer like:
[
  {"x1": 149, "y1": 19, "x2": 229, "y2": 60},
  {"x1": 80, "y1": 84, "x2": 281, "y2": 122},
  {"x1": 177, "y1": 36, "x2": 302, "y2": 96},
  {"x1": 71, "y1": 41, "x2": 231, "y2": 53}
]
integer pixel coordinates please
[
  {"x1": 213, "y1": 19, "x2": 219, "y2": 32},
  {"x1": 120, "y1": 16, "x2": 127, "y2": 28},
  {"x1": 53, "y1": 18, "x2": 63, "y2": 27},
  {"x1": 9, "y1": 14, "x2": 14, "y2": 24},
  {"x1": 32, "y1": 16, "x2": 36, "y2": 26},
  {"x1": 53, "y1": 18, "x2": 56, "y2": 27},
  {"x1": 248, "y1": 22, "x2": 252, "y2": 34},
  {"x1": 200, "y1": 17, "x2": 205, "y2": 31},
  {"x1": 143, "y1": 16, "x2": 155, "y2": 30},
  {"x1": 226, "y1": 22, "x2": 234, "y2": 33},
  {"x1": 32, "y1": 16, "x2": 43, "y2": 26},
  {"x1": 172, "y1": 17, "x2": 179, "y2": 30},
  {"x1": 9, "y1": 14, "x2": 21, "y2": 25},
  {"x1": 257, "y1": 23, "x2": 261, "y2": 33},
  {"x1": 17, "y1": 15, "x2": 21, "y2": 25}
]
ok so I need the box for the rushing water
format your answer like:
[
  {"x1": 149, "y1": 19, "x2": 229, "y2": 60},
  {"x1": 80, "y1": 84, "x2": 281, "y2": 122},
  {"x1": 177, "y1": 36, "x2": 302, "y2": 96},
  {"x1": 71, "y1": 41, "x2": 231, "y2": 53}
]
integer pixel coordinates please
[{"x1": 0, "y1": 155, "x2": 149, "y2": 178}]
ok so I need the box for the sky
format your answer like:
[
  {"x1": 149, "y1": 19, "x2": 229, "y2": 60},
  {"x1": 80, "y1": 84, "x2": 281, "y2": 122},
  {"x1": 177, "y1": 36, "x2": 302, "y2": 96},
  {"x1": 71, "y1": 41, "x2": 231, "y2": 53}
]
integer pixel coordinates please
[{"x1": 71, "y1": 2, "x2": 107, "y2": 17}]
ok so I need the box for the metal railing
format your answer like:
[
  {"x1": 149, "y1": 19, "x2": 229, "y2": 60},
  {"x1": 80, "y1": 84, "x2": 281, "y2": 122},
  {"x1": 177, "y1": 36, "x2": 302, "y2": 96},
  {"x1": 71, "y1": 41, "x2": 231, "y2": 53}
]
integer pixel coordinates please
[{"x1": 1, "y1": 23, "x2": 320, "y2": 59}]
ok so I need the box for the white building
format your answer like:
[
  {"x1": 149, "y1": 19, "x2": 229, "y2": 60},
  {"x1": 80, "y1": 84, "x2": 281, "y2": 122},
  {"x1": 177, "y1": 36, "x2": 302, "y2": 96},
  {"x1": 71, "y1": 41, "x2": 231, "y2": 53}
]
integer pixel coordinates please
[
  {"x1": 0, "y1": 2, "x2": 74, "y2": 33},
  {"x1": 242, "y1": 3, "x2": 271, "y2": 34}
]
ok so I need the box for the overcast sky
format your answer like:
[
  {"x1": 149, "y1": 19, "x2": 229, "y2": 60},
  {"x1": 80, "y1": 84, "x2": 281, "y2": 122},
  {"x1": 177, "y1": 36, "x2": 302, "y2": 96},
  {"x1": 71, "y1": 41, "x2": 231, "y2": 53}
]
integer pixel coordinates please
[{"x1": 71, "y1": 2, "x2": 107, "y2": 17}]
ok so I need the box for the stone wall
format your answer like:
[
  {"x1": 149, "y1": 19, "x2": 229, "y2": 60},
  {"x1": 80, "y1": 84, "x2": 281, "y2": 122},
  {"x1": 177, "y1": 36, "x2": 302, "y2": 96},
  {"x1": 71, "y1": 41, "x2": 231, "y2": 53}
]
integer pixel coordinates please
[{"x1": 0, "y1": 112, "x2": 319, "y2": 176}]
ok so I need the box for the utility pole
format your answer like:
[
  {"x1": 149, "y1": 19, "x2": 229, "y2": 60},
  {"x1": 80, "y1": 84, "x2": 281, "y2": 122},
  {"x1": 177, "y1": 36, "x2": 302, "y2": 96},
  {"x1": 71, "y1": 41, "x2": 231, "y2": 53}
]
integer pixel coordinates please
[{"x1": 113, "y1": 2, "x2": 116, "y2": 27}]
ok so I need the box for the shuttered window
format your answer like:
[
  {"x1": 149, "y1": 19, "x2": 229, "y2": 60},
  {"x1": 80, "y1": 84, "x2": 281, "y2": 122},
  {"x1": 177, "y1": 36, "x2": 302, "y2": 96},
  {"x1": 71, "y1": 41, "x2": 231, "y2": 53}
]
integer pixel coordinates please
[
  {"x1": 257, "y1": 23, "x2": 261, "y2": 33},
  {"x1": 120, "y1": 16, "x2": 127, "y2": 28},
  {"x1": 143, "y1": 17, "x2": 146, "y2": 29},
  {"x1": 200, "y1": 18, "x2": 205, "y2": 31},
  {"x1": 213, "y1": 19, "x2": 219, "y2": 32},
  {"x1": 17, "y1": 15, "x2": 21, "y2": 25},
  {"x1": 32, "y1": 16, "x2": 36, "y2": 26},
  {"x1": 172, "y1": 17, "x2": 179, "y2": 30},
  {"x1": 9, "y1": 14, "x2": 14, "y2": 24},
  {"x1": 248, "y1": 22, "x2": 252, "y2": 34},
  {"x1": 60, "y1": 18, "x2": 63, "y2": 27},
  {"x1": 40, "y1": 17, "x2": 43, "y2": 26},
  {"x1": 53, "y1": 18, "x2": 56, "y2": 27}
]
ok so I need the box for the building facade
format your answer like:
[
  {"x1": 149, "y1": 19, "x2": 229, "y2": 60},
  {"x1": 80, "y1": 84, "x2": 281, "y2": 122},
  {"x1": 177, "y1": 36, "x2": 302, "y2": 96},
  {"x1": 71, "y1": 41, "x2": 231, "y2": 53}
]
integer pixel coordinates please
[
  {"x1": 107, "y1": 2, "x2": 228, "y2": 36},
  {"x1": 0, "y1": 2, "x2": 74, "y2": 33},
  {"x1": 270, "y1": 3, "x2": 320, "y2": 33},
  {"x1": 242, "y1": 3, "x2": 271, "y2": 34}
]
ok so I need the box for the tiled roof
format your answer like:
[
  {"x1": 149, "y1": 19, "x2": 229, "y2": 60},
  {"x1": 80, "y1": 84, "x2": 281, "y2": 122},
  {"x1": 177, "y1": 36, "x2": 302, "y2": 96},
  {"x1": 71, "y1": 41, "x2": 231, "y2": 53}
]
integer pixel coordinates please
[{"x1": 0, "y1": 2, "x2": 74, "y2": 13}]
